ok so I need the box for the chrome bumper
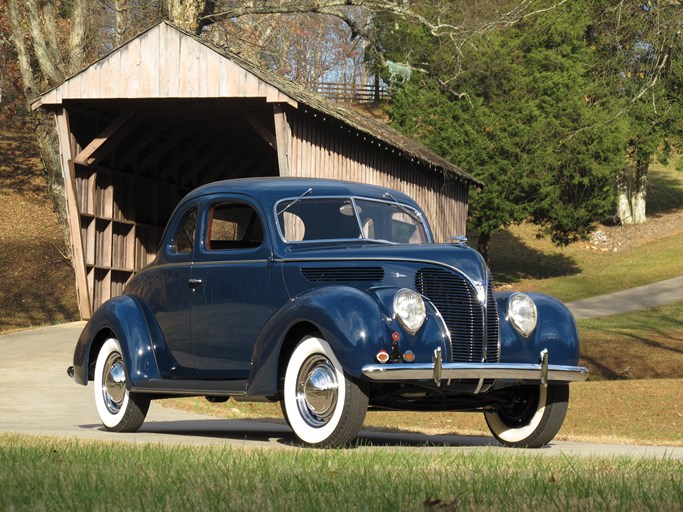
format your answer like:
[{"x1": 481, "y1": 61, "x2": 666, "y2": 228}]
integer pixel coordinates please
[{"x1": 361, "y1": 348, "x2": 589, "y2": 385}]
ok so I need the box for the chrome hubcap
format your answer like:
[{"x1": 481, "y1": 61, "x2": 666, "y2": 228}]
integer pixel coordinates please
[
  {"x1": 296, "y1": 355, "x2": 339, "y2": 427},
  {"x1": 102, "y1": 353, "x2": 126, "y2": 414}
]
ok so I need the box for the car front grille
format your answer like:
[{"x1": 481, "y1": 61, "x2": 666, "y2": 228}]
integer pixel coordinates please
[{"x1": 415, "y1": 268, "x2": 500, "y2": 363}]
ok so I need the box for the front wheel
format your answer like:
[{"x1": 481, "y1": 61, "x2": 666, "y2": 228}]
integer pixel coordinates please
[
  {"x1": 283, "y1": 335, "x2": 368, "y2": 447},
  {"x1": 484, "y1": 384, "x2": 569, "y2": 448},
  {"x1": 94, "y1": 338, "x2": 150, "y2": 432}
]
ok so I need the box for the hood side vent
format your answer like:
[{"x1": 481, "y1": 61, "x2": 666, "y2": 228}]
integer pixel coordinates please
[{"x1": 301, "y1": 267, "x2": 384, "y2": 282}]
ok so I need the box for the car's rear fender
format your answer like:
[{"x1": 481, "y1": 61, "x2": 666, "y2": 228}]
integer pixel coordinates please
[
  {"x1": 246, "y1": 285, "x2": 450, "y2": 397},
  {"x1": 72, "y1": 295, "x2": 164, "y2": 386}
]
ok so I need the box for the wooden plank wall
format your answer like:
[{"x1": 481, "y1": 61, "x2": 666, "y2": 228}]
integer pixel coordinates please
[
  {"x1": 285, "y1": 108, "x2": 469, "y2": 241},
  {"x1": 37, "y1": 23, "x2": 296, "y2": 107}
]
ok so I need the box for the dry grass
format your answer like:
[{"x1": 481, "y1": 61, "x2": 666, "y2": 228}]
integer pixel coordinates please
[
  {"x1": 0, "y1": 128, "x2": 79, "y2": 333},
  {"x1": 577, "y1": 301, "x2": 683, "y2": 380}
]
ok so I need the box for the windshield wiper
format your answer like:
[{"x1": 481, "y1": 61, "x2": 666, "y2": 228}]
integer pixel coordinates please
[
  {"x1": 383, "y1": 192, "x2": 418, "y2": 219},
  {"x1": 277, "y1": 188, "x2": 312, "y2": 216}
]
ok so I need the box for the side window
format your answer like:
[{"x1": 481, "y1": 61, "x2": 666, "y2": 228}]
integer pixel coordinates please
[
  {"x1": 391, "y1": 212, "x2": 421, "y2": 244},
  {"x1": 172, "y1": 208, "x2": 197, "y2": 254},
  {"x1": 207, "y1": 202, "x2": 263, "y2": 250}
]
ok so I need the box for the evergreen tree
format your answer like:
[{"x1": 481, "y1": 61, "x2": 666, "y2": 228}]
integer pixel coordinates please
[{"x1": 382, "y1": 2, "x2": 627, "y2": 259}]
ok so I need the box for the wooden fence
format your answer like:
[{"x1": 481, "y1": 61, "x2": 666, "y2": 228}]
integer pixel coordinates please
[{"x1": 306, "y1": 82, "x2": 389, "y2": 103}]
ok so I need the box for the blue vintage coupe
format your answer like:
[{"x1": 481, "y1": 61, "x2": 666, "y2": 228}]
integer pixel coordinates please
[{"x1": 70, "y1": 178, "x2": 588, "y2": 447}]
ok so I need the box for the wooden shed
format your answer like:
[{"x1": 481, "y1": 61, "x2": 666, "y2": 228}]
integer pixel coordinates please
[{"x1": 33, "y1": 21, "x2": 479, "y2": 319}]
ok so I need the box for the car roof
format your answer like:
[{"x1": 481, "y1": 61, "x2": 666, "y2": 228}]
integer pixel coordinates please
[{"x1": 180, "y1": 177, "x2": 418, "y2": 207}]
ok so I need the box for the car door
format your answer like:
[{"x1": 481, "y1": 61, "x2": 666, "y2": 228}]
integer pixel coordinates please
[
  {"x1": 190, "y1": 197, "x2": 272, "y2": 379},
  {"x1": 133, "y1": 204, "x2": 198, "y2": 378}
]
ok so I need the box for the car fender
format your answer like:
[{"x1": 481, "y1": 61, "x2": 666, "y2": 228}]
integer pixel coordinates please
[
  {"x1": 247, "y1": 285, "x2": 449, "y2": 397},
  {"x1": 72, "y1": 295, "x2": 164, "y2": 387},
  {"x1": 496, "y1": 292, "x2": 580, "y2": 366}
]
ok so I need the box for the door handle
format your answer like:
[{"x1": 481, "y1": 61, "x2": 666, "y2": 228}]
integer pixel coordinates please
[{"x1": 188, "y1": 278, "x2": 204, "y2": 289}]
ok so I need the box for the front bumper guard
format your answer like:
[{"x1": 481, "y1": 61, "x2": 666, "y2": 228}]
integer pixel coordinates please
[{"x1": 361, "y1": 348, "x2": 589, "y2": 386}]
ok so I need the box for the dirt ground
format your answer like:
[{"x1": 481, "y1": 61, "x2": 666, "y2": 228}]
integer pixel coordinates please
[{"x1": 0, "y1": 122, "x2": 79, "y2": 333}]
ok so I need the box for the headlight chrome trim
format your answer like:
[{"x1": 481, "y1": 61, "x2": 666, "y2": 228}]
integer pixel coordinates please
[
  {"x1": 507, "y1": 292, "x2": 538, "y2": 338},
  {"x1": 393, "y1": 288, "x2": 427, "y2": 334}
]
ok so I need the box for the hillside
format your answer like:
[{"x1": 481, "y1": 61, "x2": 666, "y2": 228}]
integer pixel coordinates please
[
  {"x1": 484, "y1": 160, "x2": 683, "y2": 301},
  {"x1": 0, "y1": 122, "x2": 79, "y2": 333},
  {"x1": 1, "y1": 119, "x2": 681, "y2": 372}
]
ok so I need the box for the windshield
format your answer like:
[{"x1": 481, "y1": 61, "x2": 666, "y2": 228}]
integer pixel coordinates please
[{"x1": 275, "y1": 196, "x2": 429, "y2": 244}]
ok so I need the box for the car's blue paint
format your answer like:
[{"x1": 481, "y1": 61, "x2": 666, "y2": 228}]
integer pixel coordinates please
[
  {"x1": 125, "y1": 265, "x2": 196, "y2": 376},
  {"x1": 246, "y1": 284, "x2": 452, "y2": 396},
  {"x1": 72, "y1": 177, "x2": 584, "y2": 401},
  {"x1": 496, "y1": 292, "x2": 580, "y2": 366},
  {"x1": 72, "y1": 295, "x2": 164, "y2": 385}
]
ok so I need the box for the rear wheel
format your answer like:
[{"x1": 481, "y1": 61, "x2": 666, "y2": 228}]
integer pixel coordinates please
[
  {"x1": 94, "y1": 338, "x2": 150, "y2": 432},
  {"x1": 484, "y1": 384, "x2": 569, "y2": 448},
  {"x1": 282, "y1": 335, "x2": 368, "y2": 447}
]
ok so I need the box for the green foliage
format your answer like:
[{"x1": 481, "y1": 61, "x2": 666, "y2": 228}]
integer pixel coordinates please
[
  {"x1": 589, "y1": 0, "x2": 683, "y2": 167},
  {"x1": 381, "y1": 1, "x2": 682, "y2": 256}
]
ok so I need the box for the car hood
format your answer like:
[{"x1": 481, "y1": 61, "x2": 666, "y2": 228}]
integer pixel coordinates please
[{"x1": 279, "y1": 242, "x2": 489, "y2": 284}]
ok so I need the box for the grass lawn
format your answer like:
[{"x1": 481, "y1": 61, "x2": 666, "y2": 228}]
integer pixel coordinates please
[
  {"x1": 490, "y1": 228, "x2": 683, "y2": 302},
  {"x1": 1, "y1": 434, "x2": 680, "y2": 511}
]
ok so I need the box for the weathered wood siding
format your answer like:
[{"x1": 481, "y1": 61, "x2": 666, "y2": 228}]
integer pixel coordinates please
[
  {"x1": 284, "y1": 108, "x2": 469, "y2": 240},
  {"x1": 37, "y1": 21, "x2": 473, "y2": 319},
  {"x1": 36, "y1": 23, "x2": 296, "y2": 108}
]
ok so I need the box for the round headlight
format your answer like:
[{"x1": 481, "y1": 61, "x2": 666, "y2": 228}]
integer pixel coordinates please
[
  {"x1": 507, "y1": 293, "x2": 538, "y2": 338},
  {"x1": 393, "y1": 288, "x2": 426, "y2": 334}
]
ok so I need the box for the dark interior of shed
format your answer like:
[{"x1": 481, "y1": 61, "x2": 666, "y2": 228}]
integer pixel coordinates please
[{"x1": 63, "y1": 98, "x2": 279, "y2": 310}]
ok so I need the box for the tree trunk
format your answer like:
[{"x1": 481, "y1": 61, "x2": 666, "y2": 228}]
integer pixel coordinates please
[
  {"x1": 617, "y1": 160, "x2": 648, "y2": 225},
  {"x1": 22, "y1": 0, "x2": 63, "y2": 83},
  {"x1": 477, "y1": 231, "x2": 491, "y2": 264},
  {"x1": 32, "y1": 110, "x2": 71, "y2": 259},
  {"x1": 166, "y1": 0, "x2": 215, "y2": 34},
  {"x1": 68, "y1": 0, "x2": 88, "y2": 74},
  {"x1": 6, "y1": 0, "x2": 38, "y2": 96},
  {"x1": 6, "y1": 0, "x2": 76, "y2": 260},
  {"x1": 114, "y1": 0, "x2": 129, "y2": 46}
]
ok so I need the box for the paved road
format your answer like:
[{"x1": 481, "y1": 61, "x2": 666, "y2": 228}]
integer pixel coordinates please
[
  {"x1": 1, "y1": 322, "x2": 681, "y2": 458},
  {"x1": 567, "y1": 275, "x2": 683, "y2": 320}
]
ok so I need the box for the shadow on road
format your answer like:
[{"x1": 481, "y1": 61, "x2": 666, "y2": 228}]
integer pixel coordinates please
[{"x1": 78, "y1": 418, "x2": 501, "y2": 448}]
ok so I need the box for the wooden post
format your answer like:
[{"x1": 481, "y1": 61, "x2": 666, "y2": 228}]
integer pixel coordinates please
[
  {"x1": 273, "y1": 104, "x2": 291, "y2": 177},
  {"x1": 55, "y1": 108, "x2": 93, "y2": 319}
]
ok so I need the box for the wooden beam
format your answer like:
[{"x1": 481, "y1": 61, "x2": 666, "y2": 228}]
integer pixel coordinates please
[
  {"x1": 159, "y1": 137, "x2": 206, "y2": 182},
  {"x1": 179, "y1": 143, "x2": 227, "y2": 186},
  {"x1": 74, "y1": 108, "x2": 140, "y2": 165},
  {"x1": 117, "y1": 119, "x2": 171, "y2": 169},
  {"x1": 55, "y1": 109, "x2": 92, "y2": 319},
  {"x1": 242, "y1": 110, "x2": 276, "y2": 149},
  {"x1": 273, "y1": 104, "x2": 291, "y2": 177},
  {"x1": 138, "y1": 130, "x2": 187, "y2": 175},
  {"x1": 202, "y1": 151, "x2": 244, "y2": 184}
]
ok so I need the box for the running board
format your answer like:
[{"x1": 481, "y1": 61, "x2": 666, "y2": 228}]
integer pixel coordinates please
[{"x1": 130, "y1": 378, "x2": 247, "y2": 396}]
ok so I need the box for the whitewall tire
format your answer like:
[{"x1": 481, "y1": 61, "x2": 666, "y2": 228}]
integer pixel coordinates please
[
  {"x1": 283, "y1": 336, "x2": 368, "y2": 447},
  {"x1": 94, "y1": 338, "x2": 150, "y2": 432},
  {"x1": 484, "y1": 384, "x2": 569, "y2": 448}
]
